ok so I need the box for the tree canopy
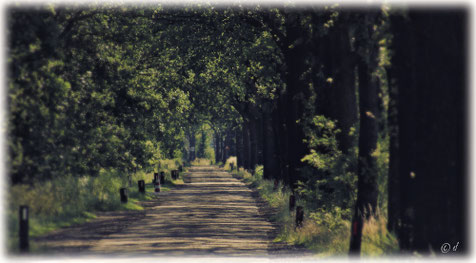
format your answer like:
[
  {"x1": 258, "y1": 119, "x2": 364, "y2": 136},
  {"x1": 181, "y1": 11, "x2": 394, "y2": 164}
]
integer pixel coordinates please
[{"x1": 7, "y1": 3, "x2": 467, "y2": 256}]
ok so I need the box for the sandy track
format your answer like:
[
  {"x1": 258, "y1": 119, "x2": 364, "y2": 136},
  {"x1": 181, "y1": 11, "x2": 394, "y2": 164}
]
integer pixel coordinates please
[{"x1": 33, "y1": 166, "x2": 307, "y2": 257}]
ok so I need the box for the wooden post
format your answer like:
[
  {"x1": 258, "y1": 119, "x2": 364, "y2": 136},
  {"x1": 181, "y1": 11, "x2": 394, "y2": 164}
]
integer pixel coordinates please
[
  {"x1": 120, "y1": 188, "x2": 128, "y2": 203},
  {"x1": 230, "y1": 163, "x2": 234, "y2": 171},
  {"x1": 273, "y1": 179, "x2": 279, "y2": 190},
  {"x1": 19, "y1": 205, "x2": 29, "y2": 252},
  {"x1": 154, "y1": 172, "x2": 159, "y2": 184},
  {"x1": 296, "y1": 206, "x2": 304, "y2": 228},
  {"x1": 154, "y1": 180, "x2": 161, "y2": 192},
  {"x1": 289, "y1": 194, "x2": 296, "y2": 211},
  {"x1": 179, "y1": 165, "x2": 183, "y2": 172},
  {"x1": 160, "y1": 171, "x2": 165, "y2": 185},
  {"x1": 138, "y1": 180, "x2": 145, "y2": 193}
]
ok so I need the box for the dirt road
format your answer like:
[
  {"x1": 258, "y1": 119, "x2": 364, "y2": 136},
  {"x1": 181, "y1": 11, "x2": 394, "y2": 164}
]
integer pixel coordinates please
[{"x1": 34, "y1": 166, "x2": 306, "y2": 257}]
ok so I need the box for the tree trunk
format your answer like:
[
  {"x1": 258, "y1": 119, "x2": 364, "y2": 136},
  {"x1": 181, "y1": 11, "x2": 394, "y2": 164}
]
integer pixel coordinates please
[
  {"x1": 257, "y1": 114, "x2": 264, "y2": 165},
  {"x1": 214, "y1": 132, "x2": 221, "y2": 164},
  {"x1": 263, "y1": 102, "x2": 278, "y2": 180},
  {"x1": 349, "y1": 40, "x2": 379, "y2": 255},
  {"x1": 386, "y1": 67, "x2": 400, "y2": 235},
  {"x1": 189, "y1": 130, "x2": 196, "y2": 162},
  {"x1": 391, "y1": 9, "x2": 467, "y2": 254},
  {"x1": 276, "y1": 93, "x2": 289, "y2": 184},
  {"x1": 236, "y1": 126, "x2": 244, "y2": 168},
  {"x1": 249, "y1": 117, "x2": 258, "y2": 171},
  {"x1": 223, "y1": 130, "x2": 232, "y2": 163},
  {"x1": 282, "y1": 13, "x2": 310, "y2": 189},
  {"x1": 242, "y1": 120, "x2": 251, "y2": 170},
  {"x1": 230, "y1": 129, "x2": 236, "y2": 156},
  {"x1": 314, "y1": 12, "x2": 358, "y2": 154}
]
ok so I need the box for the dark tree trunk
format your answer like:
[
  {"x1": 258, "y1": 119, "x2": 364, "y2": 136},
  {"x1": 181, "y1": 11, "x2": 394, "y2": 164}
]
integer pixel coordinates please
[
  {"x1": 262, "y1": 102, "x2": 278, "y2": 180},
  {"x1": 242, "y1": 120, "x2": 251, "y2": 170},
  {"x1": 331, "y1": 20, "x2": 358, "y2": 154},
  {"x1": 236, "y1": 126, "x2": 244, "y2": 168},
  {"x1": 349, "y1": 30, "x2": 379, "y2": 255},
  {"x1": 282, "y1": 13, "x2": 310, "y2": 189},
  {"x1": 214, "y1": 132, "x2": 221, "y2": 164},
  {"x1": 220, "y1": 132, "x2": 225, "y2": 164},
  {"x1": 223, "y1": 130, "x2": 233, "y2": 163},
  {"x1": 257, "y1": 114, "x2": 264, "y2": 165},
  {"x1": 249, "y1": 117, "x2": 259, "y2": 171},
  {"x1": 189, "y1": 130, "x2": 196, "y2": 162},
  {"x1": 314, "y1": 12, "x2": 358, "y2": 154},
  {"x1": 386, "y1": 67, "x2": 400, "y2": 235},
  {"x1": 230, "y1": 129, "x2": 236, "y2": 156},
  {"x1": 391, "y1": 9, "x2": 467, "y2": 254},
  {"x1": 276, "y1": 93, "x2": 289, "y2": 184}
]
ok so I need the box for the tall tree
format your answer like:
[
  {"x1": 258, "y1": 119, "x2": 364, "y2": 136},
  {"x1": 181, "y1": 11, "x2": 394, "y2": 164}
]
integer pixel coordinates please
[
  {"x1": 390, "y1": 8, "x2": 467, "y2": 254},
  {"x1": 349, "y1": 11, "x2": 380, "y2": 255}
]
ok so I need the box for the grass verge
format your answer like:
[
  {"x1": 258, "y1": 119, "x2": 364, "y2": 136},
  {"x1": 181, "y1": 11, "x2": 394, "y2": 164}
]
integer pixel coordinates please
[
  {"x1": 230, "y1": 162, "x2": 398, "y2": 257},
  {"x1": 7, "y1": 158, "x2": 184, "y2": 253}
]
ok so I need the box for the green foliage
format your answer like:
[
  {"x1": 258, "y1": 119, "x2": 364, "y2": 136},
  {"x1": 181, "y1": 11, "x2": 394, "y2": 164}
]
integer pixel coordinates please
[
  {"x1": 197, "y1": 130, "x2": 207, "y2": 158},
  {"x1": 309, "y1": 207, "x2": 351, "y2": 233},
  {"x1": 299, "y1": 115, "x2": 358, "y2": 211},
  {"x1": 361, "y1": 214, "x2": 399, "y2": 256},
  {"x1": 7, "y1": 7, "x2": 194, "y2": 184},
  {"x1": 302, "y1": 115, "x2": 342, "y2": 169},
  {"x1": 223, "y1": 156, "x2": 237, "y2": 171},
  {"x1": 196, "y1": 124, "x2": 215, "y2": 161}
]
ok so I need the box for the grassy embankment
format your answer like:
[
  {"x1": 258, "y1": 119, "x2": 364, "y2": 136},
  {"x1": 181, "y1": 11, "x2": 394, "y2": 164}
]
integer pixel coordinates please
[
  {"x1": 223, "y1": 157, "x2": 398, "y2": 257},
  {"x1": 7, "y1": 159, "x2": 184, "y2": 253}
]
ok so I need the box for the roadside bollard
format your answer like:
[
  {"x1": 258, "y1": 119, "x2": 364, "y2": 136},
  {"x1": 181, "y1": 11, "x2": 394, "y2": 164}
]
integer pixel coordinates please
[
  {"x1": 289, "y1": 194, "x2": 296, "y2": 211},
  {"x1": 179, "y1": 165, "x2": 183, "y2": 172},
  {"x1": 138, "y1": 180, "x2": 145, "y2": 193},
  {"x1": 160, "y1": 171, "x2": 165, "y2": 185},
  {"x1": 120, "y1": 188, "x2": 128, "y2": 203},
  {"x1": 19, "y1": 205, "x2": 29, "y2": 252},
  {"x1": 296, "y1": 206, "x2": 304, "y2": 228},
  {"x1": 154, "y1": 180, "x2": 161, "y2": 192},
  {"x1": 154, "y1": 172, "x2": 159, "y2": 184},
  {"x1": 273, "y1": 179, "x2": 279, "y2": 190}
]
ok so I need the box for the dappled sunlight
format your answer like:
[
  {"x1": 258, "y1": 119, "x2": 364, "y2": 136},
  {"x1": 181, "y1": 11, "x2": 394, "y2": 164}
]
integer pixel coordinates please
[{"x1": 32, "y1": 166, "x2": 306, "y2": 256}]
